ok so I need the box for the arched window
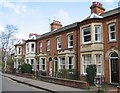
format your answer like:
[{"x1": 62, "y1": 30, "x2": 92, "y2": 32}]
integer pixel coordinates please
[{"x1": 110, "y1": 52, "x2": 118, "y2": 58}]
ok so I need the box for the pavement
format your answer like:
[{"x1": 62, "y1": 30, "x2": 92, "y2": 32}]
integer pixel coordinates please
[
  {"x1": 1, "y1": 73, "x2": 119, "y2": 93},
  {"x1": 2, "y1": 73, "x2": 87, "y2": 93}
]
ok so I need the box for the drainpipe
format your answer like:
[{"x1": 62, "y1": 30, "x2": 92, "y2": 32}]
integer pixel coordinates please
[{"x1": 76, "y1": 22, "x2": 79, "y2": 80}]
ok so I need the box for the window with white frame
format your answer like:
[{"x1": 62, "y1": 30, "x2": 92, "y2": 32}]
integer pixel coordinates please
[
  {"x1": 31, "y1": 43, "x2": 34, "y2": 52},
  {"x1": 83, "y1": 55, "x2": 91, "y2": 74},
  {"x1": 95, "y1": 26, "x2": 101, "y2": 42},
  {"x1": 60, "y1": 57, "x2": 65, "y2": 69},
  {"x1": 108, "y1": 23, "x2": 116, "y2": 41},
  {"x1": 27, "y1": 43, "x2": 29, "y2": 52},
  {"x1": 82, "y1": 26, "x2": 91, "y2": 44},
  {"x1": 68, "y1": 34, "x2": 73, "y2": 48},
  {"x1": 18, "y1": 61, "x2": 21, "y2": 70},
  {"x1": 18, "y1": 47, "x2": 21, "y2": 54},
  {"x1": 68, "y1": 57, "x2": 73, "y2": 69},
  {"x1": 47, "y1": 40, "x2": 50, "y2": 51},
  {"x1": 57, "y1": 37, "x2": 61, "y2": 50},
  {"x1": 95, "y1": 54, "x2": 102, "y2": 75},
  {"x1": 26, "y1": 59, "x2": 29, "y2": 64},
  {"x1": 31, "y1": 59, "x2": 34, "y2": 70},
  {"x1": 36, "y1": 59, "x2": 40, "y2": 71},
  {"x1": 40, "y1": 42, "x2": 42, "y2": 53},
  {"x1": 42, "y1": 58, "x2": 46, "y2": 71}
]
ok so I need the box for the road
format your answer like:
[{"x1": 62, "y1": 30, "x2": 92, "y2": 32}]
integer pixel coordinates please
[{"x1": 1, "y1": 75, "x2": 49, "y2": 92}]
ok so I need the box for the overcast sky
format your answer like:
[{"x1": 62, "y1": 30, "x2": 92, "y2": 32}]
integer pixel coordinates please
[{"x1": 0, "y1": 0, "x2": 119, "y2": 39}]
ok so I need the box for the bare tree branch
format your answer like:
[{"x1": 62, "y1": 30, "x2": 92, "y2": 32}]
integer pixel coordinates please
[{"x1": 0, "y1": 25, "x2": 19, "y2": 63}]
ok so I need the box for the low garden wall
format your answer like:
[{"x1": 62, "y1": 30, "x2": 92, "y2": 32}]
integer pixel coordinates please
[
  {"x1": 10, "y1": 72, "x2": 89, "y2": 89},
  {"x1": 41, "y1": 76, "x2": 89, "y2": 89}
]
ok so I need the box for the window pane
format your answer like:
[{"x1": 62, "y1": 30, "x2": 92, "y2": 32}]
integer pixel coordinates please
[
  {"x1": 97, "y1": 65, "x2": 101, "y2": 73},
  {"x1": 110, "y1": 25, "x2": 115, "y2": 31},
  {"x1": 84, "y1": 35, "x2": 91, "y2": 42},
  {"x1": 110, "y1": 32, "x2": 115, "y2": 39}
]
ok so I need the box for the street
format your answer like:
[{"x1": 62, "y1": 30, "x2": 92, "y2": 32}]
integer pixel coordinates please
[{"x1": 1, "y1": 75, "x2": 49, "y2": 92}]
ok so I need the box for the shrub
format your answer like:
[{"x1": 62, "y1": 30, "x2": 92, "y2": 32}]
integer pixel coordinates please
[
  {"x1": 7, "y1": 58, "x2": 14, "y2": 69},
  {"x1": 86, "y1": 65, "x2": 97, "y2": 86},
  {"x1": 21, "y1": 64, "x2": 32, "y2": 73},
  {"x1": 58, "y1": 69, "x2": 77, "y2": 80}
]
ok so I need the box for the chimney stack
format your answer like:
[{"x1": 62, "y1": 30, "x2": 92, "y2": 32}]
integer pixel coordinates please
[
  {"x1": 90, "y1": 1, "x2": 105, "y2": 15},
  {"x1": 50, "y1": 20, "x2": 62, "y2": 31}
]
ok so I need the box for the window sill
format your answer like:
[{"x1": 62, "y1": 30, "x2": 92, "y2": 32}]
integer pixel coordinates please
[
  {"x1": 108, "y1": 40, "x2": 117, "y2": 43},
  {"x1": 68, "y1": 46, "x2": 73, "y2": 49}
]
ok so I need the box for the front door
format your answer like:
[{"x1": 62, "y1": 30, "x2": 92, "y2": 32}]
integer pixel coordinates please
[
  {"x1": 49, "y1": 61, "x2": 52, "y2": 76},
  {"x1": 111, "y1": 58, "x2": 119, "y2": 83}
]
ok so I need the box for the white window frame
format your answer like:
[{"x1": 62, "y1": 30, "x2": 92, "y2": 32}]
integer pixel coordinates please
[
  {"x1": 95, "y1": 54, "x2": 102, "y2": 75},
  {"x1": 83, "y1": 55, "x2": 91, "y2": 74},
  {"x1": 57, "y1": 37, "x2": 61, "y2": 50},
  {"x1": 68, "y1": 34, "x2": 73, "y2": 48},
  {"x1": 36, "y1": 59, "x2": 40, "y2": 71},
  {"x1": 27, "y1": 43, "x2": 29, "y2": 53},
  {"x1": 108, "y1": 23, "x2": 116, "y2": 41},
  {"x1": 60, "y1": 57, "x2": 65, "y2": 69},
  {"x1": 31, "y1": 43, "x2": 35, "y2": 52},
  {"x1": 31, "y1": 59, "x2": 34, "y2": 71},
  {"x1": 94, "y1": 26, "x2": 101, "y2": 42},
  {"x1": 47, "y1": 40, "x2": 50, "y2": 51},
  {"x1": 82, "y1": 26, "x2": 91, "y2": 44},
  {"x1": 41, "y1": 58, "x2": 46, "y2": 71},
  {"x1": 18, "y1": 47, "x2": 21, "y2": 54},
  {"x1": 40, "y1": 42, "x2": 42, "y2": 53},
  {"x1": 68, "y1": 57, "x2": 73, "y2": 69}
]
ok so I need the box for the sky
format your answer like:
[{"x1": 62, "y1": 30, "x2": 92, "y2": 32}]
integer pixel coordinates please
[{"x1": 0, "y1": 0, "x2": 120, "y2": 40}]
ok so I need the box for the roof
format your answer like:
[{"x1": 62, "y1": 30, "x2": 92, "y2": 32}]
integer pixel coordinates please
[
  {"x1": 37, "y1": 22, "x2": 80, "y2": 39},
  {"x1": 84, "y1": 13, "x2": 103, "y2": 20},
  {"x1": 100, "y1": 7, "x2": 120, "y2": 17}
]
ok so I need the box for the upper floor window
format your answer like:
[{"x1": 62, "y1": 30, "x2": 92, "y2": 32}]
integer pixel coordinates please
[
  {"x1": 82, "y1": 26, "x2": 91, "y2": 44},
  {"x1": 95, "y1": 26, "x2": 101, "y2": 42},
  {"x1": 18, "y1": 47, "x2": 21, "y2": 54},
  {"x1": 57, "y1": 37, "x2": 61, "y2": 50},
  {"x1": 47, "y1": 40, "x2": 50, "y2": 51},
  {"x1": 31, "y1": 43, "x2": 34, "y2": 52},
  {"x1": 40, "y1": 42, "x2": 42, "y2": 53},
  {"x1": 27, "y1": 44, "x2": 29, "y2": 52},
  {"x1": 108, "y1": 23, "x2": 116, "y2": 41},
  {"x1": 68, "y1": 34, "x2": 73, "y2": 48}
]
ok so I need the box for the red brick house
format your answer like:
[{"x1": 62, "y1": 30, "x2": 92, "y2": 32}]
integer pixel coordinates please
[{"x1": 13, "y1": 1, "x2": 120, "y2": 84}]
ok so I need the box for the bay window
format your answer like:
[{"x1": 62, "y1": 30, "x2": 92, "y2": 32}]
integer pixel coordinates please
[
  {"x1": 95, "y1": 26, "x2": 101, "y2": 42},
  {"x1": 82, "y1": 26, "x2": 91, "y2": 44}
]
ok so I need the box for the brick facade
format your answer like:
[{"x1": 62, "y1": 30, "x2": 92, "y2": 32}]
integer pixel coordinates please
[{"x1": 13, "y1": 2, "x2": 120, "y2": 84}]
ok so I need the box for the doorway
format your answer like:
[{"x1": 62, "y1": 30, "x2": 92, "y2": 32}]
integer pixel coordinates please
[{"x1": 110, "y1": 52, "x2": 119, "y2": 83}]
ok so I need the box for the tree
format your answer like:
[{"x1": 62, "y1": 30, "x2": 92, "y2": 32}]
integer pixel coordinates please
[
  {"x1": 21, "y1": 64, "x2": 32, "y2": 73},
  {"x1": 86, "y1": 65, "x2": 97, "y2": 86},
  {"x1": 0, "y1": 25, "x2": 18, "y2": 63}
]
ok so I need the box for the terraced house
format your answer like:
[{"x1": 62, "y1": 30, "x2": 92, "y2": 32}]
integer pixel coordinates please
[{"x1": 13, "y1": 2, "x2": 120, "y2": 84}]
